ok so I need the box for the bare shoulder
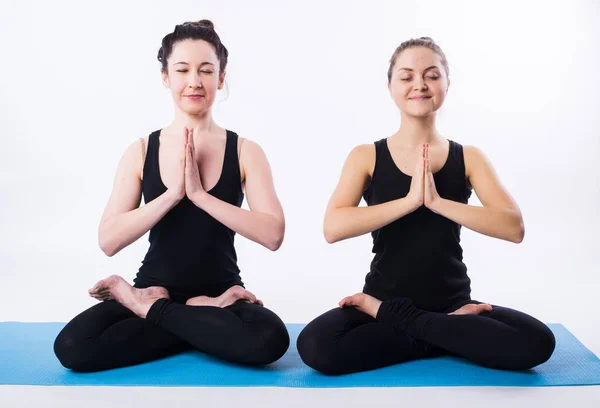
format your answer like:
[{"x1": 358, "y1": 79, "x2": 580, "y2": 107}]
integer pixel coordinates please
[
  {"x1": 238, "y1": 137, "x2": 263, "y2": 158},
  {"x1": 238, "y1": 137, "x2": 267, "y2": 165},
  {"x1": 462, "y1": 144, "x2": 491, "y2": 177},
  {"x1": 463, "y1": 144, "x2": 486, "y2": 159},
  {"x1": 237, "y1": 137, "x2": 269, "y2": 182},
  {"x1": 346, "y1": 143, "x2": 376, "y2": 177},
  {"x1": 325, "y1": 143, "x2": 375, "y2": 210},
  {"x1": 118, "y1": 138, "x2": 147, "y2": 175},
  {"x1": 350, "y1": 143, "x2": 376, "y2": 157}
]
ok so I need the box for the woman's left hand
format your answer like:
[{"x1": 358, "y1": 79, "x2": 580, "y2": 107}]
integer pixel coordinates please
[
  {"x1": 339, "y1": 293, "x2": 382, "y2": 319},
  {"x1": 185, "y1": 128, "x2": 206, "y2": 202},
  {"x1": 423, "y1": 144, "x2": 441, "y2": 210}
]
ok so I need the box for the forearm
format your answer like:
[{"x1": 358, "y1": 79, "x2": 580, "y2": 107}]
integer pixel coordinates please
[
  {"x1": 429, "y1": 198, "x2": 524, "y2": 243},
  {"x1": 192, "y1": 192, "x2": 284, "y2": 251},
  {"x1": 324, "y1": 197, "x2": 418, "y2": 243},
  {"x1": 98, "y1": 191, "x2": 181, "y2": 256}
]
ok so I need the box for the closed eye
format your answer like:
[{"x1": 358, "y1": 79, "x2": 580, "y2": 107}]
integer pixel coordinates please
[{"x1": 176, "y1": 70, "x2": 214, "y2": 74}]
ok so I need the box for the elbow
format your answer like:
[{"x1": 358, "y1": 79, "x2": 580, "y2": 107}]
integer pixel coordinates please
[
  {"x1": 265, "y1": 223, "x2": 285, "y2": 251},
  {"x1": 323, "y1": 223, "x2": 340, "y2": 244},
  {"x1": 323, "y1": 211, "x2": 341, "y2": 244},
  {"x1": 324, "y1": 231, "x2": 338, "y2": 244},
  {"x1": 98, "y1": 234, "x2": 118, "y2": 257},
  {"x1": 99, "y1": 242, "x2": 117, "y2": 257},
  {"x1": 511, "y1": 220, "x2": 525, "y2": 244},
  {"x1": 514, "y1": 226, "x2": 525, "y2": 244},
  {"x1": 266, "y1": 236, "x2": 283, "y2": 251}
]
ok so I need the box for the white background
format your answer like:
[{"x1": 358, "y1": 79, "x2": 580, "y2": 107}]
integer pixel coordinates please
[{"x1": 1, "y1": 0, "x2": 599, "y2": 358}]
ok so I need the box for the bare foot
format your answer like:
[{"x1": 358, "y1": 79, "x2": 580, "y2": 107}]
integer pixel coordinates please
[
  {"x1": 339, "y1": 293, "x2": 382, "y2": 319},
  {"x1": 448, "y1": 303, "x2": 493, "y2": 316},
  {"x1": 88, "y1": 275, "x2": 169, "y2": 318},
  {"x1": 185, "y1": 295, "x2": 220, "y2": 307},
  {"x1": 186, "y1": 286, "x2": 264, "y2": 308}
]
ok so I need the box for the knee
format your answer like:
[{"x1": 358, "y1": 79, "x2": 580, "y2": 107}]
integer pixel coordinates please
[
  {"x1": 504, "y1": 324, "x2": 557, "y2": 371},
  {"x1": 54, "y1": 326, "x2": 103, "y2": 373},
  {"x1": 297, "y1": 326, "x2": 345, "y2": 376},
  {"x1": 526, "y1": 324, "x2": 556, "y2": 368},
  {"x1": 296, "y1": 328, "x2": 325, "y2": 372},
  {"x1": 246, "y1": 323, "x2": 290, "y2": 366},
  {"x1": 264, "y1": 323, "x2": 291, "y2": 364},
  {"x1": 53, "y1": 330, "x2": 87, "y2": 372}
]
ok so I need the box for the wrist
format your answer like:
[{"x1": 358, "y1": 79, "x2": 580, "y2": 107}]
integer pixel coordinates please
[
  {"x1": 427, "y1": 196, "x2": 445, "y2": 214},
  {"x1": 190, "y1": 190, "x2": 209, "y2": 208},
  {"x1": 405, "y1": 194, "x2": 423, "y2": 212},
  {"x1": 165, "y1": 189, "x2": 184, "y2": 205}
]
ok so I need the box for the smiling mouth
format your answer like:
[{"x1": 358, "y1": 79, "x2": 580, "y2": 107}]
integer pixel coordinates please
[{"x1": 410, "y1": 96, "x2": 432, "y2": 100}]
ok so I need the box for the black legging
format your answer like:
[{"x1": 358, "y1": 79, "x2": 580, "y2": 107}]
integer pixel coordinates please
[
  {"x1": 54, "y1": 298, "x2": 290, "y2": 372},
  {"x1": 297, "y1": 298, "x2": 556, "y2": 375}
]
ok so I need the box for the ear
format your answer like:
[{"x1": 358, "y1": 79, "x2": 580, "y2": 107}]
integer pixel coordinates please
[
  {"x1": 446, "y1": 78, "x2": 451, "y2": 93},
  {"x1": 161, "y1": 70, "x2": 170, "y2": 88},
  {"x1": 387, "y1": 80, "x2": 392, "y2": 94},
  {"x1": 218, "y1": 71, "x2": 226, "y2": 90}
]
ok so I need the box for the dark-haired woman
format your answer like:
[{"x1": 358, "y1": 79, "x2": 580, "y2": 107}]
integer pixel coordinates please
[
  {"x1": 296, "y1": 37, "x2": 556, "y2": 375},
  {"x1": 53, "y1": 20, "x2": 290, "y2": 372}
]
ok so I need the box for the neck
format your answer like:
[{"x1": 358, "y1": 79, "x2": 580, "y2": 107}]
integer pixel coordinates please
[
  {"x1": 171, "y1": 106, "x2": 216, "y2": 134},
  {"x1": 392, "y1": 112, "x2": 442, "y2": 145}
]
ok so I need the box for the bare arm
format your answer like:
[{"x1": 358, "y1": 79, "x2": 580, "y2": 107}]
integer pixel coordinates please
[
  {"x1": 190, "y1": 140, "x2": 285, "y2": 251},
  {"x1": 98, "y1": 139, "x2": 182, "y2": 256},
  {"x1": 323, "y1": 145, "x2": 420, "y2": 244},
  {"x1": 428, "y1": 146, "x2": 525, "y2": 243}
]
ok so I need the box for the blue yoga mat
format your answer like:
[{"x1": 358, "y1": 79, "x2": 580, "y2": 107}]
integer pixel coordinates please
[{"x1": 1, "y1": 322, "x2": 599, "y2": 387}]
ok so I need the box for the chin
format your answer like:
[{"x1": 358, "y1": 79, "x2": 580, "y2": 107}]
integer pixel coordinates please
[
  {"x1": 178, "y1": 105, "x2": 209, "y2": 116},
  {"x1": 404, "y1": 108, "x2": 436, "y2": 118}
]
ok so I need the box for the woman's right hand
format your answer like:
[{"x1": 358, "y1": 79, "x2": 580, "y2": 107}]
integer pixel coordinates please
[
  {"x1": 407, "y1": 144, "x2": 426, "y2": 209},
  {"x1": 217, "y1": 286, "x2": 264, "y2": 307},
  {"x1": 165, "y1": 129, "x2": 188, "y2": 201}
]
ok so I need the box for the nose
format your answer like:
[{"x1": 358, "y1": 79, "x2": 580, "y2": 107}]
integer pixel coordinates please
[
  {"x1": 188, "y1": 71, "x2": 203, "y2": 89},
  {"x1": 413, "y1": 76, "x2": 427, "y2": 91}
]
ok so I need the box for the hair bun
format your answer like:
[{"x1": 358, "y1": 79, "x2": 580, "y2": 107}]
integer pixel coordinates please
[
  {"x1": 182, "y1": 19, "x2": 215, "y2": 30},
  {"x1": 419, "y1": 36, "x2": 434, "y2": 43}
]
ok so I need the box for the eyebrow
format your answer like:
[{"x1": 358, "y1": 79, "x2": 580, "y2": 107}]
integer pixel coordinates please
[
  {"x1": 173, "y1": 62, "x2": 215, "y2": 67},
  {"x1": 397, "y1": 66, "x2": 440, "y2": 73}
]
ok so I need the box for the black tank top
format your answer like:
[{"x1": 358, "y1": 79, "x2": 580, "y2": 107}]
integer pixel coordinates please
[
  {"x1": 133, "y1": 129, "x2": 244, "y2": 300},
  {"x1": 362, "y1": 138, "x2": 472, "y2": 312}
]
